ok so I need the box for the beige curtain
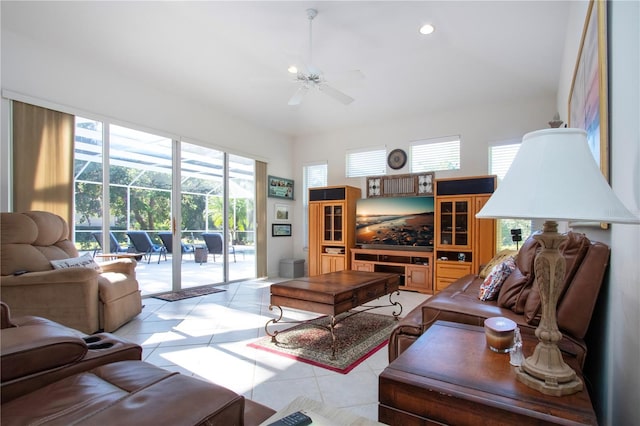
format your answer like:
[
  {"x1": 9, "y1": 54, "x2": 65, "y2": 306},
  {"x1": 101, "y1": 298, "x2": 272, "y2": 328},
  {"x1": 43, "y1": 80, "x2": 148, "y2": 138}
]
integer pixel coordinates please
[
  {"x1": 12, "y1": 101, "x2": 74, "y2": 226},
  {"x1": 255, "y1": 160, "x2": 267, "y2": 277}
]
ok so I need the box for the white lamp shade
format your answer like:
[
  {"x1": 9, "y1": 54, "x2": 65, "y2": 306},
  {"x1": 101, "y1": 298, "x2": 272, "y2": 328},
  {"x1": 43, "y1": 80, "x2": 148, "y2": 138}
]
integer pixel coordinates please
[{"x1": 477, "y1": 128, "x2": 640, "y2": 224}]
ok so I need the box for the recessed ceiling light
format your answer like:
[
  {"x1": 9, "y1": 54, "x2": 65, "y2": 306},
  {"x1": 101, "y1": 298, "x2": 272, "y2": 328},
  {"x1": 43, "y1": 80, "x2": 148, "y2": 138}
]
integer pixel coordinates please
[
  {"x1": 288, "y1": 66, "x2": 298, "y2": 74},
  {"x1": 419, "y1": 24, "x2": 435, "y2": 35}
]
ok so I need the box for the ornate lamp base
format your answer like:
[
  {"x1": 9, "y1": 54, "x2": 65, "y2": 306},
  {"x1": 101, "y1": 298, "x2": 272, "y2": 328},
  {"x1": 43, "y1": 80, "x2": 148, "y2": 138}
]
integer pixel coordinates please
[
  {"x1": 518, "y1": 221, "x2": 584, "y2": 397},
  {"x1": 515, "y1": 342, "x2": 583, "y2": 396}
]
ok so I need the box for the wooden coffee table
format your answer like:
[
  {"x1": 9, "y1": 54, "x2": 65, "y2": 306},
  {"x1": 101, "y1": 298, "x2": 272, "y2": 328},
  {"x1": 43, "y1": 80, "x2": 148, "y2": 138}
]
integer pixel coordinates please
[
  {"x1": 265, "y1": 270, "x2": 402, "y2": 358},
  {"x1": 379, "y1": 321, "x2": 597, "y2": 425}
]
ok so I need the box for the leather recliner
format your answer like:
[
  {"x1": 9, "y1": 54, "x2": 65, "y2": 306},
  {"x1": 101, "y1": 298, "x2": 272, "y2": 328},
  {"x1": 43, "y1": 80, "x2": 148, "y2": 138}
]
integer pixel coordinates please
[
  {"x1": 0, "y1": 303, "x2": 276, "y2": 425},
  {"x1": 1, "y1": 211, "x2": 142, "y2": 333}
]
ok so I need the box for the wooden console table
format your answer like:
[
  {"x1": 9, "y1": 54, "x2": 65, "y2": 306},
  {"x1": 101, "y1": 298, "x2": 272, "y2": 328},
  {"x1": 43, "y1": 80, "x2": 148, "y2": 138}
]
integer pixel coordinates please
[
  {"x1": 379, "y1": 321, "x2": 597, "y2": 425},
  {"x1": 351, "y1": 248, "x2": 433, "y2": 294}
]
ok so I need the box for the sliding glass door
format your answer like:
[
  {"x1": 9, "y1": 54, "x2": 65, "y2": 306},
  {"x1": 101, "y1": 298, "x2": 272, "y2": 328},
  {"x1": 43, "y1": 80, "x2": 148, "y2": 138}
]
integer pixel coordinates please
[{"x1": 74, "y1": 118, "x2": 256, "y2": 296}]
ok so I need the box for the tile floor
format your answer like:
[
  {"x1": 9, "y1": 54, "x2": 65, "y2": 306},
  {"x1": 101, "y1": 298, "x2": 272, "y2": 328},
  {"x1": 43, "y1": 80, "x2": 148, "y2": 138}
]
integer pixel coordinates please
[{"x1": 113, "y1": 278, "x2": 429, "y2": 422}]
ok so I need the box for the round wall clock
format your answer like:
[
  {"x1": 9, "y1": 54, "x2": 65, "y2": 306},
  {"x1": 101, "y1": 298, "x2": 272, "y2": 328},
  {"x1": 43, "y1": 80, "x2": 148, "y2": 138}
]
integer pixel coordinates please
[{"x1": 387, "y1": 149, "x2": 407, "y2": 170}]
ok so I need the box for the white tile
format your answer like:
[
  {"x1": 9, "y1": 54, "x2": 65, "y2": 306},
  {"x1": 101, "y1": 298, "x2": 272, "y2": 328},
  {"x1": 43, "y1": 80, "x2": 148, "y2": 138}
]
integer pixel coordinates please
[
  {"x1": 122, "y1": 278, "x2": 428, "y2": 418},
  {"x1": 251, "y1": 377, "x2": 322, "y2": 412},
  {"x1": 316, "y1": 370, "x2": 380, "y2": 408}
]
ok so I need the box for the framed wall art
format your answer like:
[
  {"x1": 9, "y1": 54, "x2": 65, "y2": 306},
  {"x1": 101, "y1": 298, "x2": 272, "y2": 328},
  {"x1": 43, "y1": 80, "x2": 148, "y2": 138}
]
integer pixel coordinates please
[
  {"x1": 568, "y1": 0, "x2": 609, "y2": 229},
  {"x1": 268, "y1": 175, "x2": 294, "y2": 200},
  {"x1": 272, "y1": 223, "x2": 292, "y2": 237},
  {"x1": 274, "y1": 204, "x2": 290, "y2": 221},
  {"x1": 569, "y1": 0, "x2": 608, "y2": 182}
]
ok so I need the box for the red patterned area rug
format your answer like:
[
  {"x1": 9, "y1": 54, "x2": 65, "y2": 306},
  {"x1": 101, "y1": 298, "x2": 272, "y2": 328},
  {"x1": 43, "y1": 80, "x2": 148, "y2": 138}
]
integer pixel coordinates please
[{"x1": 249, "y1": 312, "x2": 396, "y2": 374}]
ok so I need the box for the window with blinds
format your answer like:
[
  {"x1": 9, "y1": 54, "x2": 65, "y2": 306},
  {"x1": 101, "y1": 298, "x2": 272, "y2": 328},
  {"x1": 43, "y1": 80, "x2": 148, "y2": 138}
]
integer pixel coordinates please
[
  {"x1": 489, "y1": 143, "x2": 521, "y2": 180},
  {"x1": 489, "y1": 142, "x2": 531, "y2": 250},
  {"x1": 345, "y1": 147, "x2": 386, "y2": 177},
  {"x1": 411, "y1": 136, "x2": 460, "y2": 172},
  {"x1": 303, "y1": 163, "x2": 328, "y2": 200},
  {"x1": 303, "y1": 162, "x2": 328, "y2": 246}
]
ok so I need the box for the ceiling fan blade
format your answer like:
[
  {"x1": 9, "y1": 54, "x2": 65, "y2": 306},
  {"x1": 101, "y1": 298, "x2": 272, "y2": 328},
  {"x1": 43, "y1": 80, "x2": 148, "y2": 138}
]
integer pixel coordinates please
[
  {"x1": 288, "y1": 86, "x2": 309, "y2": 106},
  {"x1": 318, "y1": 83, "x2": 354, "y2": 105}
]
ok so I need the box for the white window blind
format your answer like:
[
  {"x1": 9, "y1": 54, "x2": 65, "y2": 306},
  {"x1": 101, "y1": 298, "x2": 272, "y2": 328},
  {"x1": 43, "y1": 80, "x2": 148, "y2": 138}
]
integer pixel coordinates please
[
  {"x1": 345, "y1": 148, "x2": 386, "y2": 177},
  {"x1": 411, "y1": 136, "x2": 460, "y2": 172},
  {"x1": 490, "y1": 143, "x2": 521, "y2": 180},
  {"x1": 489, "y1": 142, "x2": 530, "y2": 251},
  {"x1": 303, "y1": 162, "x2": 327, "y2": 247},
  {"x1": 303, "y1": 163, "x2": 328, "y2": 201}
]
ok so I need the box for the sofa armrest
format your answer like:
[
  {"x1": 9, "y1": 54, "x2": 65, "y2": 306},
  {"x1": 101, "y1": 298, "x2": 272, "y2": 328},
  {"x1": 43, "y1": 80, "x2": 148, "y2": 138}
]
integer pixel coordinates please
[
  {"x1": 1, "y1": 325, "x2": 87, "y2": 382},
  {"x1": 98, "y1": 258, "x2": 136, "y2": 276},
  {"x1": 1, "y1": 267, "x2": 98, "y2": 286},
  {"x1": 0, "y1": 270, "x2": 100, "y2": 334}
]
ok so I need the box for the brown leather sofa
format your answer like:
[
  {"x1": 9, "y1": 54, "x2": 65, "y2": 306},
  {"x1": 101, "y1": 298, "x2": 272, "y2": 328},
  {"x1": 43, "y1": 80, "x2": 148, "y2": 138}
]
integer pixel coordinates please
[
  {"x1": 389, "y1": 232, "x2": 610, "y2": 369},
  {"x1": 0, "y1": 303, "x2": 276, "y2": 425},
  {"x1": 1, "y1": 211, "x2": 142, "y2": 333}
]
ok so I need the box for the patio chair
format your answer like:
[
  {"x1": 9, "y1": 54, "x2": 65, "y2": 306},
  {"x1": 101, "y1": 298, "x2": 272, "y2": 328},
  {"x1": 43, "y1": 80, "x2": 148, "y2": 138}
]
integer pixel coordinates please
[
  {"x1": 92, "y1": 231, "x2": 129, "y2": 257},
  {"x1": 158, "y1": 232, "x2": 195, "y2": 259},
  {"x1": 126, "y1": 231, "x2": 167, "y2": 264},
  {"x1": 202, "y1": 233, "x2": 236, "y2": 263}
]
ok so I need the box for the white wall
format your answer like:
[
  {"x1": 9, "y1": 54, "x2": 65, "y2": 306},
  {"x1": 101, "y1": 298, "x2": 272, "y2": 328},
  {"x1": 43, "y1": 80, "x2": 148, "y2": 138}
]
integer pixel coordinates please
[
  {"x1": 557, "y1": 1, "x2": 640, "y2": 423},
  {"x1": 0, "y1": 30, "x2": 295, "y2": 277},
  {"x1": 291, "y1": 95, "x2": 556, "y2": 259},
  {"x1": 603, "y1": 2, "x2": 639, "y2": 423}
]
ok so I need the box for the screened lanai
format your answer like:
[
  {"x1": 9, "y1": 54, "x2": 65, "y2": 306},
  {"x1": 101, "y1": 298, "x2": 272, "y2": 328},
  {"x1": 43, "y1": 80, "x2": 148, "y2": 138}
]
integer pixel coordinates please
[{"x1": 73, "y1": 117, "x2": 257, "y2": 295}]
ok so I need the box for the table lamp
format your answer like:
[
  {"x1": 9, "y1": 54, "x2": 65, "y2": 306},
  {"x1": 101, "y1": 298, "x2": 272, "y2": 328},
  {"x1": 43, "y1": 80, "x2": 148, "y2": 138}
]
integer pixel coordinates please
[{"x1": 476, "y1": 128, "x2": 639, "y2": 396}]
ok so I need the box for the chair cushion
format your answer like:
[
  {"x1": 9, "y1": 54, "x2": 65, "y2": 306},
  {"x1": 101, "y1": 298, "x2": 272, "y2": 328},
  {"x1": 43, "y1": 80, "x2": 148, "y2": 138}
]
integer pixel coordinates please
[
  {"x1": 1, "y1": 212, "x2": 79, "y2": 276},
  {"x1": 523, "y1": 232, "x2": 591, "y2": 323},
  {"x1": 0, "y1": 361, "x2": 246, "y2": 426},
  {"x1": 497, "y1": 236, "x2": 539, "y2": 313},
  {"x1": 98, "y1": 273, "x2": 140, "y2": 303}
]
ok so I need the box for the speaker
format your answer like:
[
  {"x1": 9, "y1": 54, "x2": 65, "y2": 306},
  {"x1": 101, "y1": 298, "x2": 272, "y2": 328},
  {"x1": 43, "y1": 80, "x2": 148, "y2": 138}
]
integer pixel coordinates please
[
  {"x1": 309, "y1": 187, "x2": 346, "y2": 201},
  {"x1": 436, "y1": 176, "x2": 495, "y2": 196}
]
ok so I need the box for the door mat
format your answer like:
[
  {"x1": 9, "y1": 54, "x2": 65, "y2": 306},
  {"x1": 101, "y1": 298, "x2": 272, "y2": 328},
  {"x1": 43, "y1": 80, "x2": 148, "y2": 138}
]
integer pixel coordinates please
[
  {"x1": 152, "y1": 286, "x2": 225, "y2": 302},
  {"x1": 249, "y1": 311, "x2": 396, "y2": 374}
]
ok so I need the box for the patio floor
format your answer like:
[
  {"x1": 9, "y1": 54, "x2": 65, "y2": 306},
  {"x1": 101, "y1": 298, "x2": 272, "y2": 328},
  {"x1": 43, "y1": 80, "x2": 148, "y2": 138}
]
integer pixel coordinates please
[{"x1": 107, "y1": 250, "x2": 257, "y2": 296}]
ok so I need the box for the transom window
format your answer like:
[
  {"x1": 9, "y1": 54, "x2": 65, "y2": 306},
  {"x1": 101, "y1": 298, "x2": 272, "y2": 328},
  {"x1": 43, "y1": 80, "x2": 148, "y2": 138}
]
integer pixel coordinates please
[
  {"x1": 345, "y1": 147, "x2": 386, "y2": 177},
  {"x1": 411, "y1": 136, "x2": 460, "y2": 172}
]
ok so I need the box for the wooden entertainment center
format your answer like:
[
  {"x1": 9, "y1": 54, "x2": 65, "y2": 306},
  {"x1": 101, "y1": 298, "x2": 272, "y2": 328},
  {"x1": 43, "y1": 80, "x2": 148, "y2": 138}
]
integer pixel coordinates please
[
  {"x1": 308, "y1": 175, "x2": 496, "y2": 294},
  {"x1": 352, "y1": 248, "x2": 433, "y2": 294}
]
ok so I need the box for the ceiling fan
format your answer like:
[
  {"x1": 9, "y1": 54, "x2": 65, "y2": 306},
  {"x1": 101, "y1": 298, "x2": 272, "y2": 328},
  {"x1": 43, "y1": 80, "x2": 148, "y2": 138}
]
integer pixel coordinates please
[{"x1": 288, "y1": 8, "x2": 361, "y2": 106}]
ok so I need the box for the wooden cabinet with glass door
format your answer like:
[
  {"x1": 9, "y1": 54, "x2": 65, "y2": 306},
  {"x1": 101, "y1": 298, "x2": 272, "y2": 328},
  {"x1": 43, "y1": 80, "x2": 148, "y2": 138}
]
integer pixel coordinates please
[
  {"x1": 308, "y1": 185, "x2": 361, "y2": 276},
  {"x1": 434, "y1": 176, "x2": 496, "y2": 292}
]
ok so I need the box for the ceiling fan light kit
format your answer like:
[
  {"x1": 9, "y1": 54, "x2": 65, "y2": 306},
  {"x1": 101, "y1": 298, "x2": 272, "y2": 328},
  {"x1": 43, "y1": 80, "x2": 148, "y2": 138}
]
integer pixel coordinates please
[{"x1": 287, "y1": 8, "x2": 360, "y2": 106}]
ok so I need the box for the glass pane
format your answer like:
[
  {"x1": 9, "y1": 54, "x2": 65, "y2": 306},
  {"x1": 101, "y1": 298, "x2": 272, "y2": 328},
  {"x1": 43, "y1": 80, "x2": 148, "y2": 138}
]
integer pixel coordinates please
[
  {"x1": 74, "y1": 117, "x2": 103, "y2": 255},
  {"x1": 228, "y1": 153, "x2": 256, "y2": 282},
  {"x1": 110, "y1": 124, "x2": 173, "y2": 295},
  {"x1": 455, "y1": 233, "x2": 468, "y2": 246}
]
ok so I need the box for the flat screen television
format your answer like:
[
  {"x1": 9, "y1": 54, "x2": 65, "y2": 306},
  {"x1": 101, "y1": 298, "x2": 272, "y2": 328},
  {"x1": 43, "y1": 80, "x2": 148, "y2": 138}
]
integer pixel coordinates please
[{"x1": 355, "y1": 196, "x2": 434, "y2": 251}]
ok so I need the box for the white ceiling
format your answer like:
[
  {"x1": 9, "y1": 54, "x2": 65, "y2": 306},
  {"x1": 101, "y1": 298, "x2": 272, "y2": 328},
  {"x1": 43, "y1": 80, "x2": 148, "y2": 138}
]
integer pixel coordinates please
[{"x1": 2, "y1": 1, "x2": 570, "y2": 138}]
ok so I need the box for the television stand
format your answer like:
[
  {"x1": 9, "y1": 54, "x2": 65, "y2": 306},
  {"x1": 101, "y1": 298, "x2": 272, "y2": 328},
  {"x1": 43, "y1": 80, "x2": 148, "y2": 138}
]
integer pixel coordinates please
[{"x1": 351, "y1": 248, "x2": 433, "y2": 294}]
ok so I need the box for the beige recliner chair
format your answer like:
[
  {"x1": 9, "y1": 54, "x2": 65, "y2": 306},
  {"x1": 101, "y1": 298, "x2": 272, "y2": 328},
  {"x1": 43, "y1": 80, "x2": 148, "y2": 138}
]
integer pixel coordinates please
[{"x1": 0, "y1": 211, "x2": 142, "y2": 334}]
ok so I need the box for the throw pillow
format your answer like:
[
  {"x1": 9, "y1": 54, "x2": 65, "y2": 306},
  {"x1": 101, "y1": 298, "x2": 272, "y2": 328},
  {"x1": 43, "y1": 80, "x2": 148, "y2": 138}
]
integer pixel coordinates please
[
  {"x1": 50, "y1": 253, "x2": 102, "y2": 272},
  {"x1": 478, "y1": 257, "x2": 516, "y2": 301},
  {"x1": 479, "y1": 249, "x2": 518, "y2": 278}
]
